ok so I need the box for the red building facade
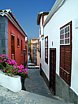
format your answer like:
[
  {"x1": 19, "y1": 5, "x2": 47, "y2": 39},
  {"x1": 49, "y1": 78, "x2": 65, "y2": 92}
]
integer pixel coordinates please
[{"x1": 0, "y1": 9, "x2": 28, "y2": 65}]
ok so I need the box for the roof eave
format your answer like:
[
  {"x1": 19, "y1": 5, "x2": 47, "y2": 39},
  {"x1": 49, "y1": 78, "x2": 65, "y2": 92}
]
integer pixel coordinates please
[
  {"x1": 37, "y1": 12, "x2": 49, "y2": 25},
  {"x1": 43, "y1": 0, "x2": 66, "y2": 27},
  {"x1": 0, "y1": 10, "x2": 27, "y2": 37}
]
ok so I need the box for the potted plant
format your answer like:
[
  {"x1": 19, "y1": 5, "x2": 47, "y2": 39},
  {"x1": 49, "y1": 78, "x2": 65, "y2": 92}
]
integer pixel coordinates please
[
  {"x1": 17, "y1": 64, "x2": 28, "y2": 90},
  {"x1": 0, "y1": 54, "x2": 28, "y2": 92}
]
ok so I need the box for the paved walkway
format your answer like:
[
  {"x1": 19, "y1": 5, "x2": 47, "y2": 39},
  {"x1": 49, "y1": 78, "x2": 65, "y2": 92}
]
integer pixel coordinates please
[
  {"x1": 0, "y1": 62, "x2": 73, "y2": 104},
  {"x1": 24, "y1": 68, "x2": 53, "y2": 98},
  {"x1": 0, "y1": 86, "x2": 73, "y2": 104}
]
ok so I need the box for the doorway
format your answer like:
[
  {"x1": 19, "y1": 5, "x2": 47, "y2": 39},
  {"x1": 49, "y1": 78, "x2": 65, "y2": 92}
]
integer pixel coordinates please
[
  {"x1": 49, "y1": 48, "x2": 56, "y2": 95},
  {"x1": 11, "y1": 35, "x2": 15, "y2": 59}
]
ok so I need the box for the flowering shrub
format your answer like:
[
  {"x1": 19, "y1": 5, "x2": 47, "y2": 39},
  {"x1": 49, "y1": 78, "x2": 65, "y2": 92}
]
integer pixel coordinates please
[{"x1": 0, "y1": 54, "x2": 28, "y2": 78}]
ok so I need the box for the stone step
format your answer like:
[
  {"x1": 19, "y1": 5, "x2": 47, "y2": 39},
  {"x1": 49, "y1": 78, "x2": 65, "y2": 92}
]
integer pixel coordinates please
[
  {"x1": 27, "y1": 62, "x2": 39, "y2": 69},
  {"x1": 28, "y1": 65, "x2": 39, "y2": 69}
]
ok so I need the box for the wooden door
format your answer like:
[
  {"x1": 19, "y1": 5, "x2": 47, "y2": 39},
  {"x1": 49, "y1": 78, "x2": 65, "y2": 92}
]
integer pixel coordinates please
[
  {"x1": 60, "y1": 45, "x2": 72, "y2": 86},
  {"x1": 60, "y1": 21, "x2": 72, "y2": 86},
  {"x1": 11, "y1": 35, "x2": 15, "y2": 59},
  {"x1": 49, "y1": 48, "x2": 56, "y2": 95}
]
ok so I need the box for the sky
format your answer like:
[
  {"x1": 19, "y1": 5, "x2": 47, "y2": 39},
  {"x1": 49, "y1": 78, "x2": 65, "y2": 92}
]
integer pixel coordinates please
[{"x1": 0, "y1": 0, "x2": 56, "y2": 39}]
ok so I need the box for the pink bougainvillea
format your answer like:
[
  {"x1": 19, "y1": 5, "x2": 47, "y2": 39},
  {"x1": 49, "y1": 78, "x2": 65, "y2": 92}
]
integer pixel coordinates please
[{"x1": 0, "y1": 54, "x2": 28, "y2": 78}]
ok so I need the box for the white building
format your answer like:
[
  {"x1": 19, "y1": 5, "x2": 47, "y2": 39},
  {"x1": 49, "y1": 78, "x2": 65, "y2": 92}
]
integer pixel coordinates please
[{"x1": 37, "y1": 0, "x2": 78, "y2": 103}]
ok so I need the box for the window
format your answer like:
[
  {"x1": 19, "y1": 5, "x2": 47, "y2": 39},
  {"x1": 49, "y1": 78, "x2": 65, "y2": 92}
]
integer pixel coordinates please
[
  {"x1": 17, "y1": 38, "x2": 20, "y2": 47},
  {"x1": 21, "y1": 40, "x2": 23, "y2": 51},
  {"x1": 45, "y1": 36, "x2": 48, "y2": 64},
  {"x1": 60, "y1": 25, "x2": 70, "y2": 45}
]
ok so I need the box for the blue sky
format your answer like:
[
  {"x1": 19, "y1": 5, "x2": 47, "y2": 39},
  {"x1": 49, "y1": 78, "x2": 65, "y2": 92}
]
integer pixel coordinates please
[{"x1": 0, "y1": 0, "x2": 56, "y2": 39}]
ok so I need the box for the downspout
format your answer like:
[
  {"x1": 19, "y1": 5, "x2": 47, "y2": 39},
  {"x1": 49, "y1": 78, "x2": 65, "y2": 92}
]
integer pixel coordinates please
[{"x1": 43, "y1": 0, "x2": 66, "y2": 27}]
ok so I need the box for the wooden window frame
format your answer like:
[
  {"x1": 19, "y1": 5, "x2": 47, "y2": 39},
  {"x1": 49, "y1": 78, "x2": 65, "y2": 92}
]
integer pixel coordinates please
[
  {"x1": 60, "y1": 24, "x2": 70, "y2": 45},
  {"x1": 45, "y1": 36, "x2": 48, "y2": 64}
]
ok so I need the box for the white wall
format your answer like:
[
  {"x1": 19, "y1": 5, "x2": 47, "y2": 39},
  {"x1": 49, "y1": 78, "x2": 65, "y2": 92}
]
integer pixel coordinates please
[
  {"x1": 40, "y1": 17, "x2": 43, "y2": 36},
  {"x1": 41, "y1": 38, "x2": 49, "y2": 79},
  {"x1": 41, "y1": 0, "x2": 78, "y2": 95},
  {"x1": 39, "y1": 15, "x2": 48, "y2": 37},
  {"x1": 71, "y1": 20, "x2": 78, "y2": 95}
]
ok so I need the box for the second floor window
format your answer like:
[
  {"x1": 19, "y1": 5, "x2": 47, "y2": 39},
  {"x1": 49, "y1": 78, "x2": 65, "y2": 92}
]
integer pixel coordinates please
[{"x1": 60, "y1": 24, "x2": 70, "y2": 45}]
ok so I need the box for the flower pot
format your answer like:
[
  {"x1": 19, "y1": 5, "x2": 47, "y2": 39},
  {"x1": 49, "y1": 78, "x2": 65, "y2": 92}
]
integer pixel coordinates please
[
  {"x1": 0, "y1": 71, "x2": 22, "y2": 92},
  {"x1": 21, "y1": 77, "x2": 26, "y2": 90}
]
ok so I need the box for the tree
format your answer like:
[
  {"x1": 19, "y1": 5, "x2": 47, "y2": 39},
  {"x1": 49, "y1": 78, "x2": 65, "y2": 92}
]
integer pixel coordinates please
[{"x1": 28, "y1": 40, "x2": 31, "y2": 52}]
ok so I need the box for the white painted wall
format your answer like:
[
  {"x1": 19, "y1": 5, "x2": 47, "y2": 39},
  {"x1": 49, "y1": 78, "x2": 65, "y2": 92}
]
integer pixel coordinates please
[
  {"x1": 71, "y1": 20, "x2": 78, "y2": 95},
  {"x1": 41, "y1": 38, "x2": 49, "y2": 80},
  {"x1": 0, "y1": 71, "x2": 22, "y2": 92},
  {"x1": 39, "y1": 15, "x2": 48, "y2": 37},
  {"x1": 40, "y1": 0, "x2": 78, "y2": 95},
  {"x1": 40, "y1": 17, "x2": 43, "y2": 36}
]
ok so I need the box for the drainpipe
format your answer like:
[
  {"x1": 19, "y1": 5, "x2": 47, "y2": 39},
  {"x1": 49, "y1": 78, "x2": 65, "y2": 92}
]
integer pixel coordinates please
[{"x1": 44, "y1": 0, "x2": 66, "y2": 27}]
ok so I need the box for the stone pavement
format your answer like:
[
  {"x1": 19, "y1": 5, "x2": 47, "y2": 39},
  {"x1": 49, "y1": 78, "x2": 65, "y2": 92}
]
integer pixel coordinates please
[
  {"x1": 24, "y1": 68, "x2": 53, "y2": 98},
  {"x1": 0, "y1": 63, "x2": 73, "y2": 104},
  {"x1": 0, "y1": 85, "x2": 73, "y2": 104}
]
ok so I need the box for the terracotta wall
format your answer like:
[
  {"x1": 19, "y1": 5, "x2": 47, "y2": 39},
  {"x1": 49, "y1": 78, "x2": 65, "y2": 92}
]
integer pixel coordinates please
[{"x1": 8, "y1": 20, "x2": 27, "y2": 65}]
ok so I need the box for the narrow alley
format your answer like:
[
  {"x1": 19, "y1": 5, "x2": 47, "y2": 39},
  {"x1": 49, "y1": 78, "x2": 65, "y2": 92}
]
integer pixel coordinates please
[
  {"x1": 0, "y1": 0, "x2": 78, "y2": 103},
  {"x1": 25, "y1": 55, "x2": 53, "y2": 97},
  {"x1": 25, "y1": 68, "x2": 53, "y2": 98},
  {"x1": 23, "y1": 62, "x2": 73, "y2": 104}
]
